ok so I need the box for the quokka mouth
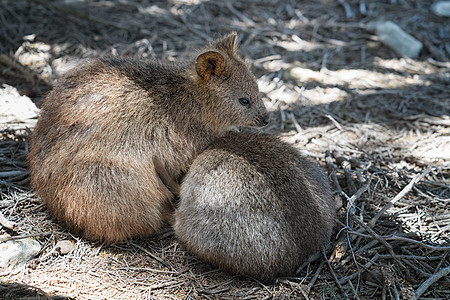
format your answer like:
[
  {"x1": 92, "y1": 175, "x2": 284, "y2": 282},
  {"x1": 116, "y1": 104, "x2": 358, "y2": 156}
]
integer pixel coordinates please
[{"x1": 249, "y1": 115, "x2": 270, "y2": 128}]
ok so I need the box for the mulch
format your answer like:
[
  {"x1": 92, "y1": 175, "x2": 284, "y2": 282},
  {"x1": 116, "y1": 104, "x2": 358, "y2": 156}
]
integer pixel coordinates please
[{"x1": 1, "y1": 0, "x2": 449, "y2": 299}]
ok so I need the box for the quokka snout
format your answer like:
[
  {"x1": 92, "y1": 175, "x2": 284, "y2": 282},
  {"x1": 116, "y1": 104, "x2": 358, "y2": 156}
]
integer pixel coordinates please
[
  {"x1": 173, "y1": 132, "x2": 336, "y2": 281},
  {"x1": 27, "y1": 32, "x2": 268, "y2": 243}
]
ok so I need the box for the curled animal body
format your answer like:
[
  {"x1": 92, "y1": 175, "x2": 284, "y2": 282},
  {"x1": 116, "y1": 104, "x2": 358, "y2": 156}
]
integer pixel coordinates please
[
  {"x1": 28, "y1": 33, "x2": 268, "y2": 243},
  {"x1": 174, "y1": 132, "x2": 335, "y2": 281}
]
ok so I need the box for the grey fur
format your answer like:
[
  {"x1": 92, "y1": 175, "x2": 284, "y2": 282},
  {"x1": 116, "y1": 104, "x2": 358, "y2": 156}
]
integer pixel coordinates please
[{"x1": 175, "y1": 132, "x2": 335, "y2": 281}]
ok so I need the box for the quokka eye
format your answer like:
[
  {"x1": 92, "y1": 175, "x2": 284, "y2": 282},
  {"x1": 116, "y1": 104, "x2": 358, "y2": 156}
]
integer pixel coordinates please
[{"x1": 239, "y1": 97, "x2": 250, "y2": 107}]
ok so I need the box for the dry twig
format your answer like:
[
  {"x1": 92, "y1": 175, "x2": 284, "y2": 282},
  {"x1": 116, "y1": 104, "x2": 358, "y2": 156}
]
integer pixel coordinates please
[
  {"x1": 0, "y1": 210, "x2": 16, "y2": 230},
  {"x1": 411, "y1": 265, "x2": 450, "y2": 300},
  {"x1": 322, "y1": 247, "x2": 350, "y2": 300},
  {"x1": 368, "y1": 166, "x2": 432, "y2": 228},
  {"x1": 128, "y1": 241, "x2": 175, "y2": 271},
  {"x1": 351, "y1": 213, "x2": 408, "y2": 272}
]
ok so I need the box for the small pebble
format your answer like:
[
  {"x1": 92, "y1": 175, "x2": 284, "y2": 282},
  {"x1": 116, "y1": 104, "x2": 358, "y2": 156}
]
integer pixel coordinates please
[
  {"x1": 367, "y1": 21, "x2": 423, "y2": 58},
  {"x1": 431, "y1": 1, "x2": 450, "y2": 17},
  {"x1": 55, "y1": 240, "x2": 76, "y2": 255}
]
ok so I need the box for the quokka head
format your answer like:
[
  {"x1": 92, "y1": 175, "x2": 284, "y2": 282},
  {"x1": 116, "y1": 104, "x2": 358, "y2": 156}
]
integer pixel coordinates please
[{"x1": 193, "y1": 32, "x2": 269, "y2": 129}]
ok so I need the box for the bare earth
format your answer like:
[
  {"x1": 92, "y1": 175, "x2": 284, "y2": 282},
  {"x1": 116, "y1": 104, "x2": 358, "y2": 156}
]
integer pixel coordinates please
[{"x1": 0, "y1": 0, "x2": 449, "y2": 299}]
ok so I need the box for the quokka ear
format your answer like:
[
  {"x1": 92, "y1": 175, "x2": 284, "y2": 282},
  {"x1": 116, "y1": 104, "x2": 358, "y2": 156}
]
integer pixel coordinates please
[
  {"x1": 213, "y1": 32, "x2": 238, "y2": 53},
  {"x1": 195, "y1": 51, "x2": 226, "y2": 82}
]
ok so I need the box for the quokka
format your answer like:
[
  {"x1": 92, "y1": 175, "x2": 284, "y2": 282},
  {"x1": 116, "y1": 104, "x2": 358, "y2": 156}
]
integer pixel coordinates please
[
  {"x1": 28, "y1": 33, "x2": 268, "y2": 243},
  {"x1": 167, "y1": 132, "x2": 335, "y2": 281}
]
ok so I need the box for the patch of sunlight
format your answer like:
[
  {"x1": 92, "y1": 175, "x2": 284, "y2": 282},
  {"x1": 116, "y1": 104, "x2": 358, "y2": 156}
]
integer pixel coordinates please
[
  {"x1": 374, "y1": 57, "x2": 436, "y2": 75},
  {"x1": 411, "y1": 136, "x2": 450, "y2": 160},
  {"x1": 284, "y1": 66, "x2": 431, "y2": 89},
  {"x1": 393, "y1": 129, "x2": 450, "y2": 161},
  {"x1": 15, "y1": 42, "x2": 51, "y2": 69},
  {"x1": 276, "y1": 39, "x2": 320, "y2": 52},
  {"x1": 258, "y1": 74, "x2": 350, "y2": 106},
  {"x1": 0, "y1": 84, "x2": 39, "y2": 129},
  {"x1": 301, "y1": 87, "x2": 350, "y2": 104}
]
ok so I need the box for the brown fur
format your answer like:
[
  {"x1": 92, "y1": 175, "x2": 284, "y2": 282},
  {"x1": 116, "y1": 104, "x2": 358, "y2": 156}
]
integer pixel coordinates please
[
  {"x1": 174, "y1": 132, "x2": 335, "y2": 281},
  {"x1": 27, "y1": 33, "x2": 268, "y2": 243}
]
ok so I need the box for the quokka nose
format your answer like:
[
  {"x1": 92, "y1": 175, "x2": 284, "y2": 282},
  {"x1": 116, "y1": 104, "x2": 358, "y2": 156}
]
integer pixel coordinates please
[{"x1": 261, "y1": 115, "x2": 270, "y2": 126}]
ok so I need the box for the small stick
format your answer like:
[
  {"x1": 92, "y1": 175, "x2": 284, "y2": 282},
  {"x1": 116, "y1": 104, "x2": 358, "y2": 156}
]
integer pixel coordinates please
[
  {"x1": 287, "y1": 112, "x2": 302, "y2": 134},
  {"x1": 331, "y1": 184, "x2": 369, "y2": 266},
  {"x1": 298, "y1": 285, "x2": 310, "y2": 300},
  {"x1": 344, "y1": 182, "x2": 370, "y2": 247},
  {"x1": 385, "y1": 235, "x2": 450, "y2": 252},
  {"x1": 278, "y1": 105, "x2": 286, "y2": 130},
  {"x1": 347, "y1": 183, "x2": 370, "y2": 205},
  {"x1": 325, "y1": 114, "x2": 343, "y2": 130},
  {"x1": 322, "y1": 247, "x2": 350, "y2": 300},
  {"x1": 0, "y1": 231, "x2": 53, "y2": 242},
  {"x1": 370, "y1": 254, "x2": 445, "y2": 261},
  {"x1": 339, "y1": 254, "x2": 380, "y2": 285},
  {"x1": 347, "y1": 231, "x2": 450, "y2": 252},
  {"x1": 401, "y1": 259, "x2": 432, "y2": 277},
  {"x1": 411, "y1": 265, "x2": 450, "y2": 300},
  {"x1": 321, "y1": 51, "x2": 329, "y2": 71},
  {"x1": 129, "y1": 241, "x2": 175, "y2": 271},
  {"x1": 347, "y1": 280, "x2": 361, "y2": 300},
  {"x1": 381, "y1": 277, "x2": 387, "y2": 300},
  {"x1": 146, "y1": 280, "x2": 183, "y2": 290},
  {"x1": 368, "y1": 166, "x2": 432, "y2": 228},
  {"x1": 0, "y1": 170, "x2": 29, "y2": 178},
  {"x1": 280, "y1": 279, "x2": 309, "y2": 300},
  {"x1": 325, "y1": 150, "x2": 342, "y2": 193},
  {"x1": 434, "y1": 252, "x2": 448, "y2": 272},
  {"x1": 392, "y1": 282, "x2": 400, "y2": 300},
  {"x1": 114, "y1": 266, "x2": 179, "y2": 274},
  {"x1": 306, "y1": 259, "x2": 325, "y2": 295},
  {"x1": 0, "y1": 210, "x2": 16, "y2": 230},
  {"x1": 338, "y1": 0, "x2": 355, "y2": 18},
  {"x1": 351, "y1": 213, "x2": 407, "y2": 271}
]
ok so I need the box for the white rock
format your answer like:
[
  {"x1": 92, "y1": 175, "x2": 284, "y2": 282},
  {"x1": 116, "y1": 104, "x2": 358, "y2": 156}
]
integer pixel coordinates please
[
  {"x1": 367, "y1": 21, "x2": 423, "y2": 58},
  {"x1": 0, "y1": 238, "x2": 41, "y2": 269},
  {"x1": 0, "y1": 84, "x2": 40, "y2": 124},
  {"x1": 431, "y1": 1, "x2": 450, "y2": 16}
]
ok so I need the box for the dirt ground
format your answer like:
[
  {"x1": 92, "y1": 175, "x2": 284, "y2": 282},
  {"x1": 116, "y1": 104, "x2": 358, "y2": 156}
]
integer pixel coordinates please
[{"x1": 1, "y1": 0, "x2": 449, "y2": 299}]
